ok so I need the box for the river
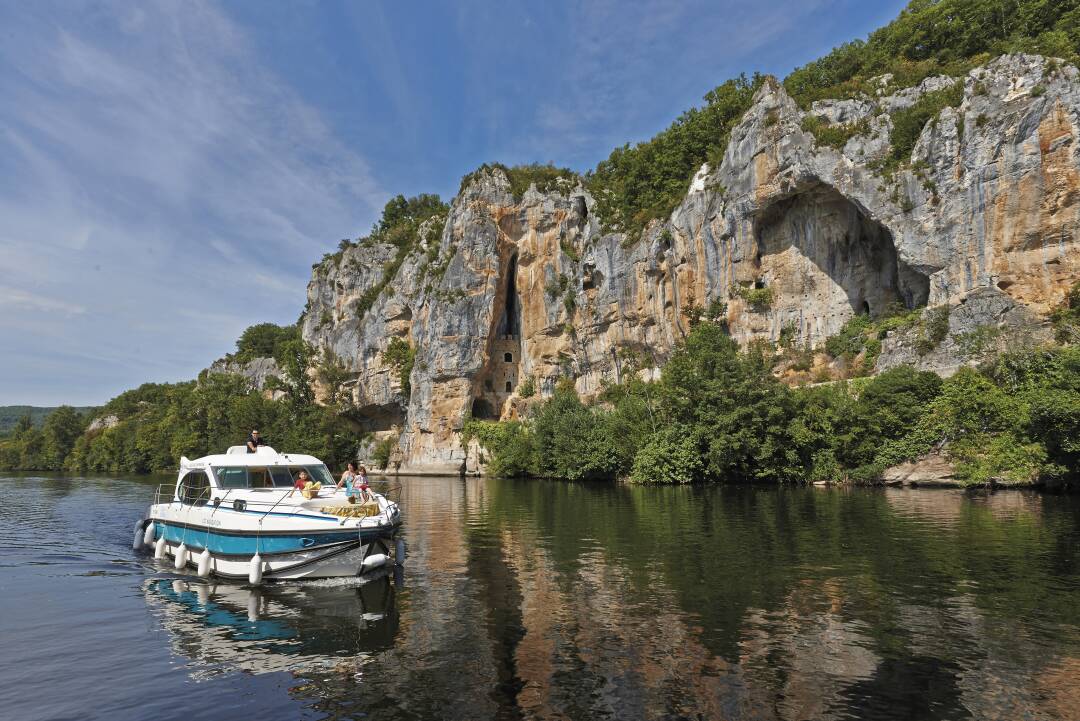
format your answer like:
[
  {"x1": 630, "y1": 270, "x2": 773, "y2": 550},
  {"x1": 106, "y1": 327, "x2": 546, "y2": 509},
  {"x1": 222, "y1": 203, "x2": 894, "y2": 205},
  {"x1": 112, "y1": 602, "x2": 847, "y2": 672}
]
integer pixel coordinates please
[{"x1": 1, "y1": 474, "x2": 1078, "y2": 720}]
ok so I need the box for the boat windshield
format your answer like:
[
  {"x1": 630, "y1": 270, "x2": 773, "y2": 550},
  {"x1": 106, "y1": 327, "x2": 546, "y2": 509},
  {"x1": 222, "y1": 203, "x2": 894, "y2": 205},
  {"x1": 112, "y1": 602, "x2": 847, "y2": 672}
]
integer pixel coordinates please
[
  {"x1": 213, "y1": 464, "x2": 335, "y2": 489},
  {"x1": 305, "y1": 464, "x2": 334, "y2": 486}
]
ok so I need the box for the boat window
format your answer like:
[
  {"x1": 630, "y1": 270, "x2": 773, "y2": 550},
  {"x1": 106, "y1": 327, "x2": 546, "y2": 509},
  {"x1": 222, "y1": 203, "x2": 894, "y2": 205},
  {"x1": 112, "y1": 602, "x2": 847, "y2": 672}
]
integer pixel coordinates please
[
  {"x1": 178, "y1": 470, "x2": 210, "y2": 506},
  {"x1": 270, "y1": 467, "x2": 295, "y2": 487},
  {"x1": 307, "y1": 465, "x2": 334, "y2": 486},
  {"x1": 248, "y1": 467, "x2": 274, "y2": 488},
  {"x1": 214, "y1": 467, "x2": 249, "y2": 489}
]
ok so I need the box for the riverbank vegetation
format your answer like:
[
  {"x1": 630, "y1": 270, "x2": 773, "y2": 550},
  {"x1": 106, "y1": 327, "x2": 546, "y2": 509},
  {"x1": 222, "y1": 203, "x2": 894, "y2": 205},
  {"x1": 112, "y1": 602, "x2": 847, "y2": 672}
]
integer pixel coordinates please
[
  {"x1": 466, "y1": 317, "x2": 1080, "y2": 488},
  {"x1": 0, "y1": 328, "x2": 357, "y2": 474}
]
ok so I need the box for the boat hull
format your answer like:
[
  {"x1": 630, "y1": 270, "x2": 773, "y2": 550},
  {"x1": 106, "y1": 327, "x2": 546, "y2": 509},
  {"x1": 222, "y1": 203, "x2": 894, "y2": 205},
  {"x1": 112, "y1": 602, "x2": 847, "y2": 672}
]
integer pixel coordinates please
[{"x1": 148, "y1": 520, "x2": 397, "y2": 580}]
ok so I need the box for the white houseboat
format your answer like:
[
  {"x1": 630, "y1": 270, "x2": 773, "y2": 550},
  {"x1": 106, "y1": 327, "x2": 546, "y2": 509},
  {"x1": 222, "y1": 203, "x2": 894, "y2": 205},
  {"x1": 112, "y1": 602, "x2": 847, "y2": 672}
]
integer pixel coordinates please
[{"x1": 134, "y1": 446, "x2": 402, "y2": 582}]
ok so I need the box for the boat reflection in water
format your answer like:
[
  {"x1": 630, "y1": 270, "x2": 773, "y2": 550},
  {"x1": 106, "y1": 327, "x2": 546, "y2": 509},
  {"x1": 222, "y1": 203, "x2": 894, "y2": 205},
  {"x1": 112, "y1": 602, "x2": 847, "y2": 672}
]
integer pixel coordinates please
[{"x1": 145, "y1": 568, "x2": 399, "y2": 678}]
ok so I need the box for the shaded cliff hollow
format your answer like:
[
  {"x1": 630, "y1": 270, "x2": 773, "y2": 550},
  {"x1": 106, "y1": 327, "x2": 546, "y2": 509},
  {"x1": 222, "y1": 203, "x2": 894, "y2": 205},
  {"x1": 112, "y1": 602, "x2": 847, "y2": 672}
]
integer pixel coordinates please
[{"x1": 303, "y1": 55, "x2": 1080, "y2": 475}]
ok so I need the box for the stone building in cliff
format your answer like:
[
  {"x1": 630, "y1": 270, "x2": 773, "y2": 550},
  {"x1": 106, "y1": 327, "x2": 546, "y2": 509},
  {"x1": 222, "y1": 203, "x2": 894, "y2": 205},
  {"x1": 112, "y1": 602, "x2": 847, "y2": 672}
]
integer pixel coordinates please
[{"x1": 301, "y1": 54, "x2": 1080, "y2": 475}]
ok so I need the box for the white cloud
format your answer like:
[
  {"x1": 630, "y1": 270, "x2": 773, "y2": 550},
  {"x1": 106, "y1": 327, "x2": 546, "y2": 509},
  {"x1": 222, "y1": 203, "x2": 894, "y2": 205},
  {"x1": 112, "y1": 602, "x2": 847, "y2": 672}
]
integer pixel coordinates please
[
  {"x1": 0, "y1": 287, "x2": 86, "y2": 315},
  {"x1": 0, "y1": 0, "x2": 386, "y2": 405}
]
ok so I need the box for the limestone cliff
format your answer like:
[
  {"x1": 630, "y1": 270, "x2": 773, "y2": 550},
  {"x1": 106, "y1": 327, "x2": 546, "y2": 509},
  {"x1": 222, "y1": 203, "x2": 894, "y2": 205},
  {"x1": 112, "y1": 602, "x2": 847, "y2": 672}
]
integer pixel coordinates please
[{"x1": 303, "y1": 55, "x2": 1080, "y2": 475}]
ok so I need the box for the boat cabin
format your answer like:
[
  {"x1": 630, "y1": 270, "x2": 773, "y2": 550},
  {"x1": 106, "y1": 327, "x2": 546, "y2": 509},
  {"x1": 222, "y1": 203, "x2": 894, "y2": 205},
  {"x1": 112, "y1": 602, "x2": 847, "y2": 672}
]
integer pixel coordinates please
[{"x1": 173, "y1": 446, "x2": 336, "y2": 505}]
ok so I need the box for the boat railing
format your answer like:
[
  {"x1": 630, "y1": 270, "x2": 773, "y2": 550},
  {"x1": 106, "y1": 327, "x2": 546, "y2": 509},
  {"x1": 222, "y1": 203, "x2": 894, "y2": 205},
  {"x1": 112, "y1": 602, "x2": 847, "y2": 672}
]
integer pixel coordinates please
[{"x1": 153, "y1": 483, "x2": 176, "y2": 506}]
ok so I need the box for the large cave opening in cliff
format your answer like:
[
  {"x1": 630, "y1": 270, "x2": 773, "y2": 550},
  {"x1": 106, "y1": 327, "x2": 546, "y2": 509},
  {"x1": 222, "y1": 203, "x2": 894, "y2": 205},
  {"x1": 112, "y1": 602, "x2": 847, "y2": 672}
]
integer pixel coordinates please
[{"x1": 754, "y1": 183, "x2": 929, "y2": 332}]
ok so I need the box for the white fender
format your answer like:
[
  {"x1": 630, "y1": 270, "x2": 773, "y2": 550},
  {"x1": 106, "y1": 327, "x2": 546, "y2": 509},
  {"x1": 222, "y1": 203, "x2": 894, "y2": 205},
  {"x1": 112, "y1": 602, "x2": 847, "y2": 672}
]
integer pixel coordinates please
[
  {"x1": 143, "y1": 522, "x2": 156, "y2": 547},
  {"x1": 361, "y1": 553, "x2": 390, "y2": 572},
  {"x1": 395, "y1": 538, "x2": 406, "y2": 566},
  {"x1": 249, "y1": 553, "x2": 264, "y2": 584},
  {"x1": 132, "y1": 522, "x2": 145, "y2": 551},
  {"x1": 154, "y1": 536, "x2": 167, "y2": 559},
  {"x1": 197, "y1": 548, "x2": 211, "y2": 578},
  {"x1": 174, "y1": 543, "x2": 188, "y2": 570}
]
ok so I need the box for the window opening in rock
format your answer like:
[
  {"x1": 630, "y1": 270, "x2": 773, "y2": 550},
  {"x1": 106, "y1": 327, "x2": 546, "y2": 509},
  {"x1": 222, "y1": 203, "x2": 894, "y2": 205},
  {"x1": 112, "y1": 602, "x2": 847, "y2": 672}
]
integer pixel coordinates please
[
  {"x1": 504, "y1": 352, "x2": 513, "y2": 363},
  {"x1": 862, "y1": 301, "x2": 871, "y2": 315},
  {"x1": 505, "y1": 381, "x2": 513, "y2": 392}
]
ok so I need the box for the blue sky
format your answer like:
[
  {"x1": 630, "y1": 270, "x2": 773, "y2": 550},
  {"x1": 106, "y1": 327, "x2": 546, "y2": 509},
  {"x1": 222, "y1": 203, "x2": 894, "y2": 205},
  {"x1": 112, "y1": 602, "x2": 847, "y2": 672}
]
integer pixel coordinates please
[{"x1": 0, "y1": 0, "x2": 906, "y2": 406}]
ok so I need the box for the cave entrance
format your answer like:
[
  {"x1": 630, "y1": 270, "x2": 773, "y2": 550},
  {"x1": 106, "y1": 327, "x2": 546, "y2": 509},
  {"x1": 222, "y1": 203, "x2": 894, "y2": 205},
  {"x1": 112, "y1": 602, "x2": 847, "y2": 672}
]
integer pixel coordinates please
[
  {"x1": 754, "y1": 183, "x2": 929, "y2": 330},
  {"x1": 471, "y1": 398, "x2": 496, "y2": 420}
]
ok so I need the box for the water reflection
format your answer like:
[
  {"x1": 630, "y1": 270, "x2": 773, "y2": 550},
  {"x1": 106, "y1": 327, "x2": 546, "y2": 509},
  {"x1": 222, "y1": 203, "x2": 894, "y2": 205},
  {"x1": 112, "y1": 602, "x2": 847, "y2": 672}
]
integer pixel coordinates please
[
  {"x1": 4, "y1": 474, "x2": 1077, "y2": 720},
  {"x1": 146, "y1": 572, "x2": 398, "y2": 678},
  {"x1": 140, "y1": 478, "x2": 1080, "y2": 719}
]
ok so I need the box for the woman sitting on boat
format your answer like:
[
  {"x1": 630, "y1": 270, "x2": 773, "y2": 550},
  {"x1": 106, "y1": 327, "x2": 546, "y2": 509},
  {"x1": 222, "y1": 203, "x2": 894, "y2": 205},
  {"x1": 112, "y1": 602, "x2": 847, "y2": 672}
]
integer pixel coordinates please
[
  {"x1": 337, "y1": 462, "x2": 358, "y2": 490},
  {"x1": 344, "y1": 465, "x2": 373, "y2": 503}
]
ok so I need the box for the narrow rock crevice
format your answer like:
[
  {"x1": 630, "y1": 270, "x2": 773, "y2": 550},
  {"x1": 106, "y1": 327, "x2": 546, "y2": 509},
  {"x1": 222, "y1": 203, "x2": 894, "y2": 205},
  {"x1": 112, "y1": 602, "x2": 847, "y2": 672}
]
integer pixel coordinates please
[{"x1": 472, "y1": 253, "x2": 522, "y2": 419}]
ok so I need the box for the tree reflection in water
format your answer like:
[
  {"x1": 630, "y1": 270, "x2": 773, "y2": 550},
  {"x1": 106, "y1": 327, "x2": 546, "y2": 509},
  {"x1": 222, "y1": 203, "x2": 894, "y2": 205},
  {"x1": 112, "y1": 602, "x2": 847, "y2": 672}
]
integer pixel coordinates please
[{"x1": 145, "y1": 478, "x2": 1080, "y2": 721}]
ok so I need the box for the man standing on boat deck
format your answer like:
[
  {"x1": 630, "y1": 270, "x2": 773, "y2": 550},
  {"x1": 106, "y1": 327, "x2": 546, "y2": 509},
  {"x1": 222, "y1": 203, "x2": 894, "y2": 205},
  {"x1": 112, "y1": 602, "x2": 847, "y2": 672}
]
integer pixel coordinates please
[{"x1": 246, "y1": 430, "x2": 264, "y2": 453}]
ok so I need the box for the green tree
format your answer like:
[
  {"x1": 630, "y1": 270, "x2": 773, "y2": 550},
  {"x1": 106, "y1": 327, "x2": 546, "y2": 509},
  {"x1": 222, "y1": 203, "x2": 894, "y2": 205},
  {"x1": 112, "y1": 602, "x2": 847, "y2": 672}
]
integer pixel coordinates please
[
  {"x1": 532, "y1": 381, "x2": 622, "y2": 480},
  {"x1": 39, "y1": 406, "x2": 87, "y2": 470},
  {"x1": 233, "y1": 323, "x2": 300, "y2": 363}
]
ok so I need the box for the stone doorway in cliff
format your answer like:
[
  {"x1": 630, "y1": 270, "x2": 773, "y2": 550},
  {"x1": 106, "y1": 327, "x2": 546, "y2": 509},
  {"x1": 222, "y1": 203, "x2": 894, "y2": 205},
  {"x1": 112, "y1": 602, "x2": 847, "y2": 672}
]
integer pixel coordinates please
[
  {"x1": 471, "y1": 253, "x2": 523, "y2": 420},
  {"x1": 753, "y1": 182, "x2": 929, "y2": 336}
]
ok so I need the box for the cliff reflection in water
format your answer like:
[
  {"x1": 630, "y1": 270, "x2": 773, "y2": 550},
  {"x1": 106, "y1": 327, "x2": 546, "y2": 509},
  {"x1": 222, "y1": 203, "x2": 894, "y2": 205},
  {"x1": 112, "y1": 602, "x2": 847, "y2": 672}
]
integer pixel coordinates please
[{"x1": 147, "y1": 478, "x2": 1080, "y2": 720}]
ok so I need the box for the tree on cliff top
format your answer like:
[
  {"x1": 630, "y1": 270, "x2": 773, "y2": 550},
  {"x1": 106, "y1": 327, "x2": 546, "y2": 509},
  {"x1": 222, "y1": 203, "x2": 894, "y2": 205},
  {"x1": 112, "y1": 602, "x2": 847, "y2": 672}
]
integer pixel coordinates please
[{"x1": 233, "y1": 323, "x2": 300, "y2": 363}]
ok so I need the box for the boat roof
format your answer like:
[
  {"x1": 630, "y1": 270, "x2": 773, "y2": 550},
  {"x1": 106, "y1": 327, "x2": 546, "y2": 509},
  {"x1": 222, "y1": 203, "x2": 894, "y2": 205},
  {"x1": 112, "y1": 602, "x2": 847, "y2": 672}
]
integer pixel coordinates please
[{"x1": 181, "y1": 446, "x2": 326, "y2": 468}]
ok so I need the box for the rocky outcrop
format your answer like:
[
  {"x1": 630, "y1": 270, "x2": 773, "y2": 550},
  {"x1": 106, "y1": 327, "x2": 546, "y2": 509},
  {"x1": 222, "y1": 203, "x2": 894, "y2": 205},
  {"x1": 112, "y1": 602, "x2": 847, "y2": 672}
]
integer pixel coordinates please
[
  {"x1": 881, "y1": 453, "x2": 959, "y2": 486},
  {"x1": 86, "y1": 414, "x2": 119, "y2": 433},
  {"x1": 207, "y1": 356, "x2": 284, "y2": 395},
  {"x1": 303, "y1": 54, "x2": 1080, "y2": 474}
]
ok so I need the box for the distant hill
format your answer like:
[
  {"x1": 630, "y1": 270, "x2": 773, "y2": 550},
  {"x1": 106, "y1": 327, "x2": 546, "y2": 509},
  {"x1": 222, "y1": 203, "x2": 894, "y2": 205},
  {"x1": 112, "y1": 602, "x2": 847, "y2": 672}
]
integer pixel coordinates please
[{"x1": 0, "y1": 406, "x2": 96, "y2": 434}]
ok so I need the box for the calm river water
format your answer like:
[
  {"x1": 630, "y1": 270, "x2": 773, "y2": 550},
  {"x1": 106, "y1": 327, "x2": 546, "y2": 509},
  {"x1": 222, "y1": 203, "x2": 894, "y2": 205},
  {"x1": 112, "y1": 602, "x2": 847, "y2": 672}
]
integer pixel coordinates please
[{"x1": 1, "y1": 474, "x2": 1079, "y2": 720}]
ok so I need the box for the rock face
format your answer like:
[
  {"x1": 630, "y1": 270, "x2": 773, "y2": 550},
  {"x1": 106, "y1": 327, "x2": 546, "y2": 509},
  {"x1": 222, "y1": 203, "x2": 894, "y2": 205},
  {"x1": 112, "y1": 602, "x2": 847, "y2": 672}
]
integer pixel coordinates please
[
  {"x1": 303, "y1": 55, "x2": 1080, "y2": 474},
  {"x1": 207, "y1": 356, "x2": 284, "y2": 396}
]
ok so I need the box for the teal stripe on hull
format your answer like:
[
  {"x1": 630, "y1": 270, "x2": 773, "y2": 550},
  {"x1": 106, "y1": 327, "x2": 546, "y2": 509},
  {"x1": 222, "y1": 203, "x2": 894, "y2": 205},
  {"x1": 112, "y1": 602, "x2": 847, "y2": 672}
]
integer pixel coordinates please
[{"x1": 154, "y1": 521, "x2": 358, "y2": 556}]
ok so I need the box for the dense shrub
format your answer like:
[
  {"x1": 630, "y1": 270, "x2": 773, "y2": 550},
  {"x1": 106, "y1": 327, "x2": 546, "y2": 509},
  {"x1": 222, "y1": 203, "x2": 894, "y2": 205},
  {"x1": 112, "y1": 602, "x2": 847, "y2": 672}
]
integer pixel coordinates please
[
  {"x1": 532, "y1": 382, "x2": 623, "y2": 480},
  {"x1": 630, "y1": 425, "x2": 703, "y2": 484},
  {"x1": 1050, "y1": 280, "x2": 1080, "y2": 343},
  {"x1": 371, "y1": 437, "x2": 396, "y2": 470},
  {"x1": 382, "y1": 337, "x2": 416, "y2": 398},
  {"x1": 463, "y1": 419, "x2": 536, "y2": 477}
]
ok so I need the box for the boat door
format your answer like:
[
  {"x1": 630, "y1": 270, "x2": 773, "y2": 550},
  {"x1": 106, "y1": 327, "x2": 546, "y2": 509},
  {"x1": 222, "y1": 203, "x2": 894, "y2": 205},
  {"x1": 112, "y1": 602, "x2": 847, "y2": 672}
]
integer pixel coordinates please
[{"x1": 177, "y1": 469, "x2": 211, "y2": 506}]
